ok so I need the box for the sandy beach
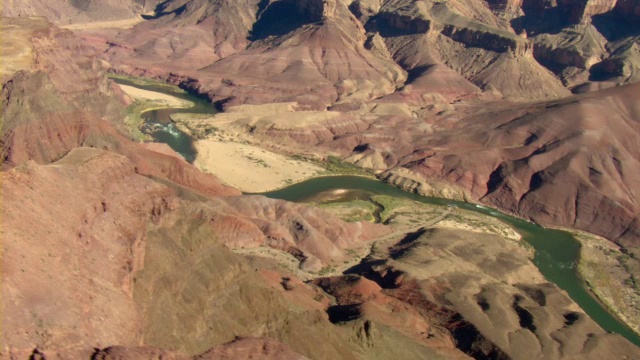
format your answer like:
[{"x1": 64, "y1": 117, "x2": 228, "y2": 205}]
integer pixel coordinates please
[
  {"x1": 117, "y1": 84, "x2": 323, "y2": 192},
  {"x1": 118, "y1": 84, "x2": 193, "y2": 108},
  {"x1": 194, "y1": 139, "x2": 324, "y2": 193},
  {"x1": 61, "y1": 17, "x2": 144, "y2": 30}
]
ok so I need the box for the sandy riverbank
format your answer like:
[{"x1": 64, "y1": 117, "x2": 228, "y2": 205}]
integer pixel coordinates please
[
  {"x1": 193, "y1": 139, "x2": 324, "y2": 193},
  {"x1": 61, "y1": 16, "x2": 144, "y2": 30},
  {"x1": 116, "y1": 84, "x2": 324, "y2": 192},
  {"x1": 118, "y1": 84, "x2": 193, "y2": 108},
  {"x1": 573, "y1": 230, "x2": 640, "y2": 337}
]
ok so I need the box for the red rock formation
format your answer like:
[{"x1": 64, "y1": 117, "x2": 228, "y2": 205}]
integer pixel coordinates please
[
  {"x1": 1, "y1": 148, "x2": 176, "y2": 358},
  {"x1": 101, "y1": 0, "x2": 259, "y2": 74},
  {"x1": 4, "y1": 2, "x2": 640, "y2": 358},
  {"x1": 0, "y1": 148, "x2": 387, "y2": 358},
  {"x1": 211, "y1": 195, "x2": 388, "y2": 270},
  {"x1": 1, "y1": 19, "x2": 239, "y2": 197},
  {"x1": 321, "y1": 228, "x2": 640, "y2": 359},
  {"x1": 486, "y1": 0, "x2": 524, "y2": 18},
  {"x1": 392, "y1": 83, "x2": 640, "y2": 247}
]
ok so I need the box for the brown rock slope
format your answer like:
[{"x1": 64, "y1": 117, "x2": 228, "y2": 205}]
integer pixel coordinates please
[
  {"x1": 3, "y1": 2, "x2": 640, "y2": 359},
  {"x1": 0, "y1": 0, "x2": 158, "y2": 25},
  {"x1": 372, "y1": 0, "x2": 571, "y2": 101},
  {"x1": 193, "y1": 0, "x2": 406, "y2": 108},
  {"x1": 3, "y1": 145, "x2": 638, "y2": 358},
  {"x1": 1, "y1": 147, "x2": 454, "y2": 359},
  {"x1": 92, "y1": 338, "x2": 309, "y2": 360},
  {"x1": 387, "y1": 83, "x2": 640, "y2": 247},
  {"x1": 92, "y1": 0, "x2": 640, "y2": 104},
  {"x1": 201, "y1": 81, "x2": 640, "y2": 247},
  {"x1": 0, "y1": 24, "x2": 447, "y2": 356},
  {"x1": 315, "y1": 226, "x2": 639, "y2": 359},
  {"x1": 101, "y1": 0, "x2": 259, "y2": 75},
  {"x1": 100, "y1": 0, "x2": 409, "y2": 107},
  {"x1": 1, "y1": 17, "x2": 238, "y2": 197}
]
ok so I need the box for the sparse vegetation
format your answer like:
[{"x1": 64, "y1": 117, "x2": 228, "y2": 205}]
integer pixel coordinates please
[
  {"x1": 323, "y1": 156, "x2": 373, "y2": 176},
  {"x1": 171, "y1": 113, "x2": 219, "y2": 139},
  {"x1": 244, "y1": 155, "x2": 270, "y2": 168},
  {"x1": 291, "y1": 154, "x2": 374, "y2": 177},
  {"x1": 318, "y1": 200, "x2": 377, "y2": 222},
  {"x1": 124, "y1": 100, "x2": 155, "y2": 141},
  {"x1": 107, "y1": 73, "x2": 186, "y2": 95},
  {"x1": 371, "y1": 195, "x2": 407, "y2": 223},
  {"x1": 574, "y1": 231, "x2": 640, "y2": 336},
  {"x1": 318, "y1": 266, "x2": 335, "y2": 276}
]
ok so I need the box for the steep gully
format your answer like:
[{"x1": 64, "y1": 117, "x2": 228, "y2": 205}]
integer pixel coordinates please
[{"x1": 121, "y1": 81, "x2": 640, "y2": 347}]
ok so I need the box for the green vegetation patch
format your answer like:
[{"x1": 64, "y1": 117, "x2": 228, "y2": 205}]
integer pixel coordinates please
[
  {"x1": 323, "y1": 156, "x2": 373, "y2": 176},
  {"x1": 124, "y1": 100, "x2": 155, "y2": 142},
  {"x1": 318, "y1": 200, "x2": 377, "y2": 223},
  {"x1": 171, "y1": 113, "x2": 219, "y2": 139},
  {"x1": 370, "y1": 195, "x2": 408, "y2": 223},
  {"x1": 292, "y1": 154, "x2": 373, "y2": 177},
  {"x1": 107, "y1": 73, "x2": 186, "y2": 95},
  {"x1": 574, "y1": 231, "x2": 640, "y2": 335}
]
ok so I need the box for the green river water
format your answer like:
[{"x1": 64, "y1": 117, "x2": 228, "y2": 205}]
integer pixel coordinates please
[
  {"x1": 261, "y1": 176, "x2": 640, "y2": 347},
  {"x1": 115, "y1": 79, "x2": 640, "y2": 347},
  {"x1": 113, "y1": 77, "x2": 214, "y2": 162}
]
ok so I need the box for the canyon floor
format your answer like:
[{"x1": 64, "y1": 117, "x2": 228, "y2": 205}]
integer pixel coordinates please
[{"x1": 2, "y1": 0, "x2": 640, "y2": 359}]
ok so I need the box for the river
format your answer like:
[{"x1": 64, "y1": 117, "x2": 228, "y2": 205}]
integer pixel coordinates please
[
  {"x1": 115, "y1": 79, "x2": 640, "y2": 347},
  {"x1": 261, "y1": 176, "x2": 640, "y2": 346},
  {"x1": 113, "y1": 77, "x2": 214, "y2": 162}
]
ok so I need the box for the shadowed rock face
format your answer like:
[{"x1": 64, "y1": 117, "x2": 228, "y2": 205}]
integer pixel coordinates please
[{"x1": 615, "y1": 0, "x2": 640, "y2": 17}]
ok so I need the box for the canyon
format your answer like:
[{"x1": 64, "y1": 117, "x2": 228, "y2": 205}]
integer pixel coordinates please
[{"x1": 2, "y1": 0, "x2": 640, "y2": 359}]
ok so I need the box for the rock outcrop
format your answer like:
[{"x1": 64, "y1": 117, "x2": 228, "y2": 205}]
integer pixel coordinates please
[
  {"x1": 392, "y1": 83, "x2": 640, "y2": 247},
  {"x1": 78, "y1": 0, "x2": 639, "y2": 105},
  {"x1": 1, "y1": 0, "x2": 157, "y2": 25},
  {"x1": 0, "y1": 148, "x2": 453, "y2": 359}
]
